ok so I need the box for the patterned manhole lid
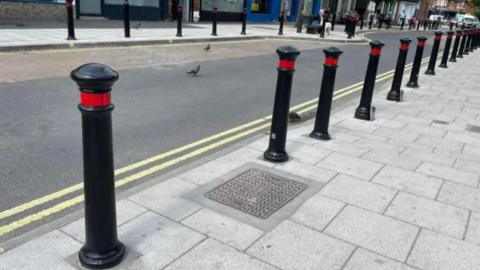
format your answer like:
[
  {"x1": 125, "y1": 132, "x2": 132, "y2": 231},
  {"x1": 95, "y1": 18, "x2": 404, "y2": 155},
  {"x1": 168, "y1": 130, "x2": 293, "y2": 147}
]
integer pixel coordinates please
[
  {"x1": 466, "y1": 124, "x2": 480, "y2": 133},
  {"x1": 204, "y1": 169, "x2": 308, "y2": 219}
]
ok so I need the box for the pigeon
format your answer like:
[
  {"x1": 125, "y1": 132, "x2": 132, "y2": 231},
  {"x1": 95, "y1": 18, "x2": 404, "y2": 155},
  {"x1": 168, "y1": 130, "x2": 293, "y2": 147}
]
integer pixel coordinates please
[
  {"x1": 203, "y1": 44, "x2": 210, "y2": 52},
  {"x1": 186, "y1": 65, "x2": 201, "y2": 76},
  {"x1": 135, "y1": 23, "x2": 142, "y2": 29}
]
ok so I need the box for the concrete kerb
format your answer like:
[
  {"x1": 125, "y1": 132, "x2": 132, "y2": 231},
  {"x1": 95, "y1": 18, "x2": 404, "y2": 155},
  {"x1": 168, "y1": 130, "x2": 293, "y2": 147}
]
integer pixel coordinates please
[{"x1": 0, "y1": 34, "x2": 368, "y2": 53}]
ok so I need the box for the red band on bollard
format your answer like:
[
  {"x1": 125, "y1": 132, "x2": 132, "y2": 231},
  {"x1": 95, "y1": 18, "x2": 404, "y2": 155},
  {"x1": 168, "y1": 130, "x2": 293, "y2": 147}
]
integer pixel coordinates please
[
  {"x1": 418, "y1": 40, "x2": 426, "y2": 47},
  {"x1": 324, "y1": 57, "x2": 338, "y2": 65},
  {"x1": 457, "y1": 32, "x2": 462, "y2": 37},
  {"x1": 278, "y1": 60, "x2": 295, "y2": 69},
  {"x1": 447, "y1": 33, "x2": 453, "y2": 39},
  {"x1": 370, "y1": 48, "x2": 382, "y2": 56},
  {"x1": 434, "y1": 35, "x2": 441, "y2": 41},
  {"x1": 400, "y1": 43, "x2": 409, "y2": 49},
  {"x1": 80, "y1": 92, "x2": 111, "y2": 107}
]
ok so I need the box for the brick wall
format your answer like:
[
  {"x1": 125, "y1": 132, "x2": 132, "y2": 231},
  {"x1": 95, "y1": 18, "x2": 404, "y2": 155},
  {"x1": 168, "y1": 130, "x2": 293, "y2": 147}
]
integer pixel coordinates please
[{"x1": 0, "y1": 1, "x2": 67, "y2": 20}]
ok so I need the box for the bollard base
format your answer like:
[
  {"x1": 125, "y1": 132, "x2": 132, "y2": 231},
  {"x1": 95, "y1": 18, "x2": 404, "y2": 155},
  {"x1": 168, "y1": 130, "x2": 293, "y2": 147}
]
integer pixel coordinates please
[
  {"x1": 386, "y1": 90, "x2": 403, "y2": 102},
  {"x1": 241, "y1": 32, "x2": 246, "y2": 35},
  {"x1": 425, "y1": 69, "x2": 435, "y2": 75},
  {"x1": 66, "y1": 36, "x2": 77, "y2": 40},
  {"x1": 354, "y1": 106, "x2": 372, "y2": 121},
  {"x1": 406, "y1": 81, "x2": 419, "y2": 88},
  {"x1": 263, "y1": 150, "x2": 289, "y2": 163},
  {"x1": 79, "y1": 243, "x2": 125, "y2": 269},
  {"x1": 176, "y1": 34, "x2": 183, "y2": 37},
  {"x1": 309, "y1": 131, "x2": 330, "y2": 140},
  {"x1": 449, "y1": 58, "x2": 457, "y2": 62},
  {"x1": 211, "y1": 33, "x2": 217, "y2": 36},
  {"x1": 439, "y1": 63, "x2": 448, "y2": 68}
]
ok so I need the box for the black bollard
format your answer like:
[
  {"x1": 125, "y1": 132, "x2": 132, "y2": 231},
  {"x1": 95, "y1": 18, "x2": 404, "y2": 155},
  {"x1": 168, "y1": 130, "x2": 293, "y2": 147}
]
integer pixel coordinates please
[
  {"x1": 123, "y1": 0, "x2": 130, "y2": 38},
  {"x1": 469, "y1": 29, "x2": 475, "y2": 52},
  {"x1": 464, "y1": 30, "x2": 471, "y2": 55},
  {"x1": 417, "y1": 20, "x2": 421, "y2": 31},
  {"x1": 387, "y1": 38, "x2": 412, "y2": 102},
  {"x1": 360, "y1": 16, "x2": 364, "y2": 30},
  {"x1": 310, "y1": 47, "x2": 343, "y2": 140},
  {"x1": 450, "y1": 30, "x2": 462, "y2": 62},
  {"x1": 406, "y1": 36, "x2": 428, "y2": 88},
  {"x1": 439, "y1": 31, "x2": 453, "y2": 68},
  {"x1": 423, "y1": 20, "x2": 427, "y2": 31},
  {"x1": 458, "y1": 29, "x2": 467, "y2": 58},
  {"x1": 354, "y1": 40, "x2": 385, "y2": 121},
  {"x1": 368, "y1": 15, "x2": 373, "y2": 29},
  {"x1": 409, "y1": 20, "x2": 412, "y2": 30},
  {"x1": 211, "y1": 8, "x2": 218, "y2": 36},
  {"x1": 401, "y1": 18, "x2": 405, "y2": 30},
  {"x1": 71, "y1": 63, "x2": 125, "y2": 269},
  {"x1": 66, "y1": 0, "x2": 76, "y2": 40},
  {"x1": 332, "y1": 13, "x2": 336, "y2": 31},
  {"x1": 279, "y1": 10, "x2": 285, "y2": 35},
  {"x1": 241, "y1": 8, "x2": 247, "y2": 35},
  {"x1": 264, "y1": 46, "x2": 300, "y2": 162},
  {"x1": 425, "y1": 31, "x2": 442, "y2": 75},
  {"x1": 176, "y1": 5, "x2": 183, "y2": 37},
  {"x1": 449, "y1": 21, "x2": 454, "y2": 31}
]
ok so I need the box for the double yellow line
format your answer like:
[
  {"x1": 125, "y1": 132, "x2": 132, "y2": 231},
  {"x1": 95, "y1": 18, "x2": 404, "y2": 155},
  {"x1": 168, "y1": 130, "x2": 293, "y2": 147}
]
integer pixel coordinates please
[{"x1": 0, "y1": 55, "x2": 433, "y2": 237}]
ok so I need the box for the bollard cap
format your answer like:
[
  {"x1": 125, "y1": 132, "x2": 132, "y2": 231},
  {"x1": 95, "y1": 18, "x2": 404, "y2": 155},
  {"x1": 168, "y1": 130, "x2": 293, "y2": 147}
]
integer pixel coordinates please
[
  {"x1": 417, "y1": 36, "x2": 428, "y2": 41},
  {"x1": 276, "y1": 46, "x2": 301, "y2": 61},
  {"x1": 434, "y1": 31, "x2": 443, "y2": 40},
  {"x1": 71, "y1": 63, "x2": 119, "y2": 93},
  {"x1": 399, "y1": 38, "x2": 412, "y2": 49},
  {"x1": 456, "y1": 29, "x2": 462, "y2": 36},
  {"x1": 369, "y1": 40, "x2": 384, "y2": 56},
  {"x1": 446, "y1": 31, "x2": 453, "y2": 38},
  {"x1": 323, "y1": 47, "x2": 342, "y2": 66}
]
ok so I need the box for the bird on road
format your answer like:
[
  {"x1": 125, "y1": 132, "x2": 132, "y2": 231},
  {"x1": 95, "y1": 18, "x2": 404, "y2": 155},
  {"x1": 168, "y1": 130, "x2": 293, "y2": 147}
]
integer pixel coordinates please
[
  {"x1": 203, "y1": 44, "x2": 210, "y2": 52},
  {"x1": 186, "y1": 65, "x2": 201, "y2": 76}
]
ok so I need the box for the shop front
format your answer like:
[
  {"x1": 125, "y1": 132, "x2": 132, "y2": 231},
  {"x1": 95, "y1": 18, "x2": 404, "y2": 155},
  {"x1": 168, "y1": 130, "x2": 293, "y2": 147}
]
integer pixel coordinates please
[{"x1": 77, "y1": 0, "x2": 166, "y2": 20}]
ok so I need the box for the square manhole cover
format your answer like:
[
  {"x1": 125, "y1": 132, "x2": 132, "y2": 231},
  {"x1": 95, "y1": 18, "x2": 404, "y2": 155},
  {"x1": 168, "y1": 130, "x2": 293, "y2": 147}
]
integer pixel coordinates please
[
  {"x1": 204, "y1": 169, "x2": 308, "y2": 219},
  {"x1": 466, "y1": 124, "x2": 480, "y2": 133}
]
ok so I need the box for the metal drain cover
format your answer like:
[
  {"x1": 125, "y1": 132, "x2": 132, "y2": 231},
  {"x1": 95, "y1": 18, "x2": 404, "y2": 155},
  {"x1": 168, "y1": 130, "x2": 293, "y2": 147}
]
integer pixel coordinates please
[
  {"x1": 204, "y1": 169, "x2": 308, "y2": 219},
  {"x1": 466, "y1": 124, "x2": 480, "y2": 133}
]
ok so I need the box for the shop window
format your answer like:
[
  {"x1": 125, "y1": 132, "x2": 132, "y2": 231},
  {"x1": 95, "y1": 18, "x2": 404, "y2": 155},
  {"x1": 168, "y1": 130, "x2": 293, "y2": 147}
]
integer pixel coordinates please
[
  {"x1": 251, "y1": 0, "x2": 268, "y2": 13},
  {"x1": 202, "y1": 0, "x2": 242, "y2": 12}
]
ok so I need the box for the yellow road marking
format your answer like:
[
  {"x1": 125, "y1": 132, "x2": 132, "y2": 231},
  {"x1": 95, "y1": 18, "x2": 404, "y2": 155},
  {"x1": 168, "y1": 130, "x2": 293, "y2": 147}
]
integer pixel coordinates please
[
  {"x1": 0, "y1": 123, "x2": 271, "y2": 236},
  {"x1": 0, "y1": 54, "x2": 436, "y2": 227}
]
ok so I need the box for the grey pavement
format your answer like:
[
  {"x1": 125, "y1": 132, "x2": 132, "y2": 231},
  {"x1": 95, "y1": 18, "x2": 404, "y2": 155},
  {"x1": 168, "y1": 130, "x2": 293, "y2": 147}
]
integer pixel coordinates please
[{"x1": 1, "y1": 38, "x2": 479, "y2": 270}]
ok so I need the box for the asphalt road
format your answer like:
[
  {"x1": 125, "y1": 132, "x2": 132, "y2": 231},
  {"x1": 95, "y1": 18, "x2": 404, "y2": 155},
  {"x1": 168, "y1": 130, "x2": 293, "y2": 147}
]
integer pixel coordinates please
[{"x1": 0, "y1": 30, "x2": 436, "y2": 241}]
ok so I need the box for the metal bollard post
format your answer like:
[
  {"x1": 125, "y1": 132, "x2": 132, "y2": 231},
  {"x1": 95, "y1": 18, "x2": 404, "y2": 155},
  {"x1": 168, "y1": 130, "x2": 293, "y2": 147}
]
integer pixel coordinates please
[
  {"x1": 264, "y1": 46, "x2": 301, "y2": 162},
  {"x1": 241, "y1": 8, "x2": 247, "y2": 35},
  {"x1": 464, "y1": 30, "x2": 471, "y2": 55},
  {"x1": 360, "y1": 16, "x2": 364, "y2": 30},
  {"x1": 310, "y1": 47, "x2": 343, "y2": 140},
  {"x1": 416, "y1": 20, "x2": 420, "y2": 31},
  {"x1": 176, "y1": 5, "x2": 183, "y2": 37},
  {"x1": 469, "y1": 29, "x2": 475, "y2": 52},
  {"x1": 71, "y1": 63, "x2": 125, "y2": 269},
  {"x1": 423, "y1": 20, "x2": 427, "y2": 31},
  {"x1": 211, "y1": 8, "x2": 218, "y2": 36},
  {"x1": 278, "y1": 10, "x2": 285, "y2": 35},
  {"x1": 406, "y1": 36, "x2": 428, "y2": 88},
  {"x1": 368, "y1": 15, "x2": 373, "y2": 30},
  {"x1": 439, "y1": 31, "x2": 453, "y2": 68},
  {"x1": 449, "y1": 21, "x2": 454, "y2": 31},
  {"x1": 123, "y1": 0, "x2": 130, "y2": 38},
  {"x1": 354, "y1": 40, "x2": 385, "y2": 121},
  {"x1": 66, "y1": 0, "x2": 76, "y2": 40},
  {"x1": 425, "y1": 31, "x2": 442, "y2": 75},
  {"x1": 458, "y1": 29, "x2": 467, "y2": 58},
  {"x1": 387, "y1": 38, "x2": 412, "y2": 102},
  {"x1": 450, "y1": 30, "x2": 462, "y2": 62},
  {"x1": 401, "y1": 18, "x2": 405, "y2": 30}
]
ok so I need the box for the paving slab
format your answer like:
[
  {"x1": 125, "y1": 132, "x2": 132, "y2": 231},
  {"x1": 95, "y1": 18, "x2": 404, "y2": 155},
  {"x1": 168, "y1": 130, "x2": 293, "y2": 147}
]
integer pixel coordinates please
[
  {"x1": 319, "y1": 174, "x2": 397, "y2": 213},
  {"x1": 385, "y1": 192, "x2": 469, "y2": 239},
  {"x1": 416, "y1": 162, "x2": 479, "y2": 187},
  {"x1": 408, "y1": 229, "x2": 480, "y2": 270},
  {"x1": 164, "y1": 238, "x2": 276, "y2": 270},
  {"x1": 247, "y1": 220, "x2": 355, "y2": 270},
  {"x1": 181, "y1": 208, "x2": 264, "y2": 251},
  {"x1": 316, "y1": 152, "x2": 384, "y2": 180},
  {"x1": 437, "y1": 181, "x2": 480, "y2": 212},
  {"x1": 325, "y1": 206, "x2": 419, "y2": 261},
  {"x1": 362, "y1": 149, "x2": 422, "y2": 171},
  {"x1": 343, "y1": 248, "x2": 416, "y2": 270}
]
